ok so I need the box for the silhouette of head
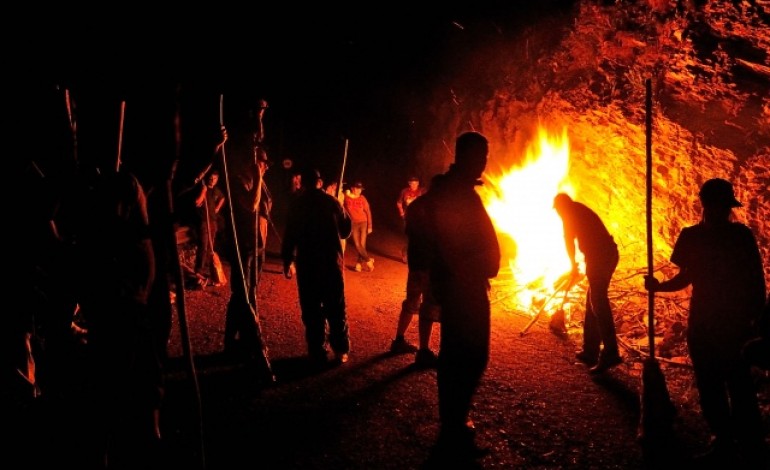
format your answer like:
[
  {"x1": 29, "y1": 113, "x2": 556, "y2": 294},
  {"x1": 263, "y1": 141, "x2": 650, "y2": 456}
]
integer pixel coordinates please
[
  {"x1": 553, "y1": 193, "x2": 573, "y2": 213},
  {"x1": 300, "y1": 168, "x2": 321, "y2": 189},
  {"x1": 454, "y1": 132, "x2": 489, "y2": 179},
  {"x1": 698, "y1": 178, "x2": 742, "y2": 208}
]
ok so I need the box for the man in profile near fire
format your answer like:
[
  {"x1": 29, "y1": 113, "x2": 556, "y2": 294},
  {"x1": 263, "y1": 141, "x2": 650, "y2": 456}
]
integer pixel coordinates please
[
  {"x1": 552, "y1": 192, "x2": 622, "y2": 374},
  {"x1": 645, "y1": 178, "x2": 767, "y2": 466},
  {"x1": 424, "y1": 131, "x2": 500, "y2": 461}
]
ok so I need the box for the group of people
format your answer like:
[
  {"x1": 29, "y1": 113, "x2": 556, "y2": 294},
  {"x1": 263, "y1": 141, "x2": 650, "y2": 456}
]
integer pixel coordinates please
[
  {"x1": 382, "y1": 135, "x2": 768, "y2": 465},
  {"x1": 16, "y1": 88, "x2": 768, "y2": 468}
]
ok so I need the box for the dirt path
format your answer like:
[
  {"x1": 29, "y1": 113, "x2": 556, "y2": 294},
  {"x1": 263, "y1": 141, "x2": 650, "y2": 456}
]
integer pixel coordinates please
[{"x1": 161, "y1": 226, "x2": 767, "y2": 469}]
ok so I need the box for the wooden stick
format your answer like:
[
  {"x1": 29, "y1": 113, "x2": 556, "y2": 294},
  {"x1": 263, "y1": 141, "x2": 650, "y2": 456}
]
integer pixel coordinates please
[
  {"x1": 168, "y1": 86, "x2": 205, "y2": 468},
  {"x1": 64, "y1": 89, "x2": 78, "y2": 169},
  {"x1": 337, "y1": 138, "x2": 349, "y2": 199},
  {"x1": 116, "y1": 100, "x2": 126, "y2": 172},
  {"x1": 520, "y1": 276, "x2": 572, "y2": 336},
  {"x1": 645, "y1": 78, "x2": 655, "y2": 358}
]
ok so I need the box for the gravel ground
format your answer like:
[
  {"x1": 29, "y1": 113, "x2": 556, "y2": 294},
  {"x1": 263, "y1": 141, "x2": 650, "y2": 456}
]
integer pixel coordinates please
[{"x1": 159, "y1": 225, "x2": 770, "y2": 469}]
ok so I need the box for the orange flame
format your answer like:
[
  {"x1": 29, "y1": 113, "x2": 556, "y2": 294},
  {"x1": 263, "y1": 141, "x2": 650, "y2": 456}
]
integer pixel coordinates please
[{"x1": 479, "y1": 126, "x2": 578, "y2": 311}]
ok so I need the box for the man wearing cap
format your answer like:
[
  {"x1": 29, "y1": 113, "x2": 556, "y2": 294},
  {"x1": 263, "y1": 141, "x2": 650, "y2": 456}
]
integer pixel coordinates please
[
  {"x1": 645, "y1": 178, "x2": 766, "y2": 465},
  {"x1": 343, "y1": 181, "x2": 374, "y2": 272}
]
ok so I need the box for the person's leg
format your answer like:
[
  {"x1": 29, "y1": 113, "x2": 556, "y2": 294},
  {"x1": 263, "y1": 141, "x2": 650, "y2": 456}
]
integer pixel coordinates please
[
  {"x1": 194, "y1": 222, "x2": 211, "y2": 276},
  {"x1": 579, "y1": 288, "x2": 601, "y2": 361},
  {"x1": 359, "y1": 229, "x2": 370, "y2": 261},
  {"x1": 351, "y1": 223, "x2": 366, "y2": 263},
  {"x1": 392, "y1": 270, "x2": 419, "y2": 351},
  {"x1": 588, "y1": 253, "x2": 620, "y2": 358},
  {"x1": 416, "y1": 271, "x2": 441, "y2": 365},
  {"x1": 297, "y1": 273, "x2": 328, "y2": 359},
  {"x1": 224, "y1": 271, "x2": 245, "y2": 353},
  {"x1": 437, "y1": 289, "x2": 489, "y2": 447},
  {"x1": 691, "y1": 355, "x2": 734, "y2": 450},
  {"x1": 359, "y1": 228, "x2": 374, "y2": 270},
  {"x1": 323, "y1": 268, "x2": 351, "y2": 361},
  {"x1": 727, "y1": 363, "x2": 765, "y2": 458}
]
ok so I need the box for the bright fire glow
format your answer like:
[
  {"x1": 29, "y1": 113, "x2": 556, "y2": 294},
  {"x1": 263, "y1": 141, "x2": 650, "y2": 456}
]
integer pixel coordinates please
[{"x1": 479, "y1": 126, "x2": 577, "y2": 312}]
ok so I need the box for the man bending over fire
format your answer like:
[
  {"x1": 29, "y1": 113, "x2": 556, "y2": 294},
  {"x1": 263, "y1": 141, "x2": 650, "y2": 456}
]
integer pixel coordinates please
[{"x1": 553, "y1": 193, "x2": 622, "y2": 374}]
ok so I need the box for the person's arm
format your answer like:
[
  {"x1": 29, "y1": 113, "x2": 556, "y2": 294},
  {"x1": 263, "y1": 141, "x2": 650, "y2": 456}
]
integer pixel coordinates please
[
  {"x1": 214, "y1": 126, "x2": 228, "y2": 155},
  {"x1": 396, "y1": 190, "x2": 406, "y2": 218},
  {"x1": 644, "y1": 268, "x2": 691, "y2": 293},
  {"x1": 365, "y1": 198, "x2": 373, "y2": 233},
  {"x1": 214, "y1": 193, "x2": 225, "y2": 213},
  {"x1": 194, "y1": 183, "x2": 207, "y2": 208},
  {"x1": 562, "y1": 224, "x2": 578, "y2": 273}
]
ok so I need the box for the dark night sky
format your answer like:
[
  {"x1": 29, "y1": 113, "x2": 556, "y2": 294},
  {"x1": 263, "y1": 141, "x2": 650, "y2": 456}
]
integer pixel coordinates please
[{"x1": 21, "y1": 2, "x2": 576, "y2": 197}]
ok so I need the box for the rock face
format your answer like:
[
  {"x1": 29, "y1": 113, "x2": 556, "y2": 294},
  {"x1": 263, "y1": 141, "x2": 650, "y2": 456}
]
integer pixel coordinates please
[{"x1": 400, "y1": 0, "x2": 769, "y2": 356}]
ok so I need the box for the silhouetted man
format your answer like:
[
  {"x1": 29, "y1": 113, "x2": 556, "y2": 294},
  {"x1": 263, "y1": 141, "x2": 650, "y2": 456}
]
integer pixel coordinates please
[
  {"x1": 645, "y1": 178, "x2": 766, "y2": 466},
  {"x1": 425, "y1": 131, "x2": 500, "y2": 459},
  {"x1": 281, "y1": 167, "x2": 353, "y2": 365},
  {"x1": 553, "y1": 193, "x2": 621, "y2": 374}
]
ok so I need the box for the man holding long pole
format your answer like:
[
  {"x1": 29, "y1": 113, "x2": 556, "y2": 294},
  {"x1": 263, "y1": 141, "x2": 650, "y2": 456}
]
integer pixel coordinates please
[
  {"x1": 221, "y1": 96, "x2": 274, "y2": 383},
  {"x1": 638, "y1": 78, "x2": 676, "y2": 465}
]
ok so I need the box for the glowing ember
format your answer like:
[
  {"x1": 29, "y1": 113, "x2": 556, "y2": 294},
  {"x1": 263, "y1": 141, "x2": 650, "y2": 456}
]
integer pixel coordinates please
[{"x1": 479, "y1": 126, "x2": 579, "y2": 312}]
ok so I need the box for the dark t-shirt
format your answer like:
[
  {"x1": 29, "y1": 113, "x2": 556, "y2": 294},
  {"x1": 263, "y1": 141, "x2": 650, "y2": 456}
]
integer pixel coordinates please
[
  {"x1": 671, "y1": 221, "x2": 766, "y2": 333},
  {"x1": 405, "y1": 194, "x2": 432, "y2": 271}
]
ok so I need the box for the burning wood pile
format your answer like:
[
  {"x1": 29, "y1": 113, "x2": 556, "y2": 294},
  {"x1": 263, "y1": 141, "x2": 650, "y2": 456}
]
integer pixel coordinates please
[{"x1": 415, "y1": 0, "x2": 769, "y2": 365}]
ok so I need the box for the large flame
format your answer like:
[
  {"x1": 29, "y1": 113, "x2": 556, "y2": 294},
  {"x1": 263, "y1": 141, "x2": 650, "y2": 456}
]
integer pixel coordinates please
[{"x1": 479, "y1": 126, "x2": 577, "y2": 311}]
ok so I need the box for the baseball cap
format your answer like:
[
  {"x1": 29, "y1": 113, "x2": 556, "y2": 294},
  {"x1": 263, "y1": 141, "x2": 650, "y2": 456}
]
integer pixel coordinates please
[
  {"x1": 699, "y1": 178, "x2": 742, "y2": 208},
  {"x1": 352, "y1": 181, "x2": 364, "y2": 189}
]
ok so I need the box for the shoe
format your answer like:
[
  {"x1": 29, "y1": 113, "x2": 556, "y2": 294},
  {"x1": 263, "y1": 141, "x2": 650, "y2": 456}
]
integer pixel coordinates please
[
  {"x1": 436, "y1": 425, "x2": 489, "y2": 459},
  {"x1": 575, "y1": 350, "x2": 598, "y2": 366},
  {"x1": 588, "y1": 353, "x2": 623, "y2": 374},
  {"x1": 334, "y1": 352, "x2": 349, "y2": 364},
  {"x1": 415, "y1": 348, "x2": 438, "y2": 368},
  {"x1": 309, "y1": 348, "x2": 329, "y2": 365},
  {"x1": 355, "y1": 263, "x2": 363, "y2": 272},
  {"x1": 366, "y1": 258, "x2": 374, "y2": 271},
  {"x1": 692, "y1": 438, "x2": 738, "y2": 466},
  {"x1": 390, "y1": 338, "x2": 418, "y2": 354}
]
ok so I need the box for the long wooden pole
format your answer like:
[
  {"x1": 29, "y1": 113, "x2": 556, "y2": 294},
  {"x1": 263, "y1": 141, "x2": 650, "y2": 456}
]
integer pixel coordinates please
[
  {"x1": 219, "y1": 95, "x2": 275, "y2": 382},
  {"x1": 337, "y1": 138, "x2": 349, "y2": 199},
  {"x1": 639, "y1": 78, "x2": 675, "y2": 453},
  {"x1": 169, "y1": 85, "x2": 206, "y2": 469},
  {"x1": 64, "y1": 89, "x2": 78, "y2": 170},
  {"x1": 116, "y1": 100, "x2": 126, "y2": 172},
  {"x1": 645, "y1": 78, "x2": 655, "y2": 359}
]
